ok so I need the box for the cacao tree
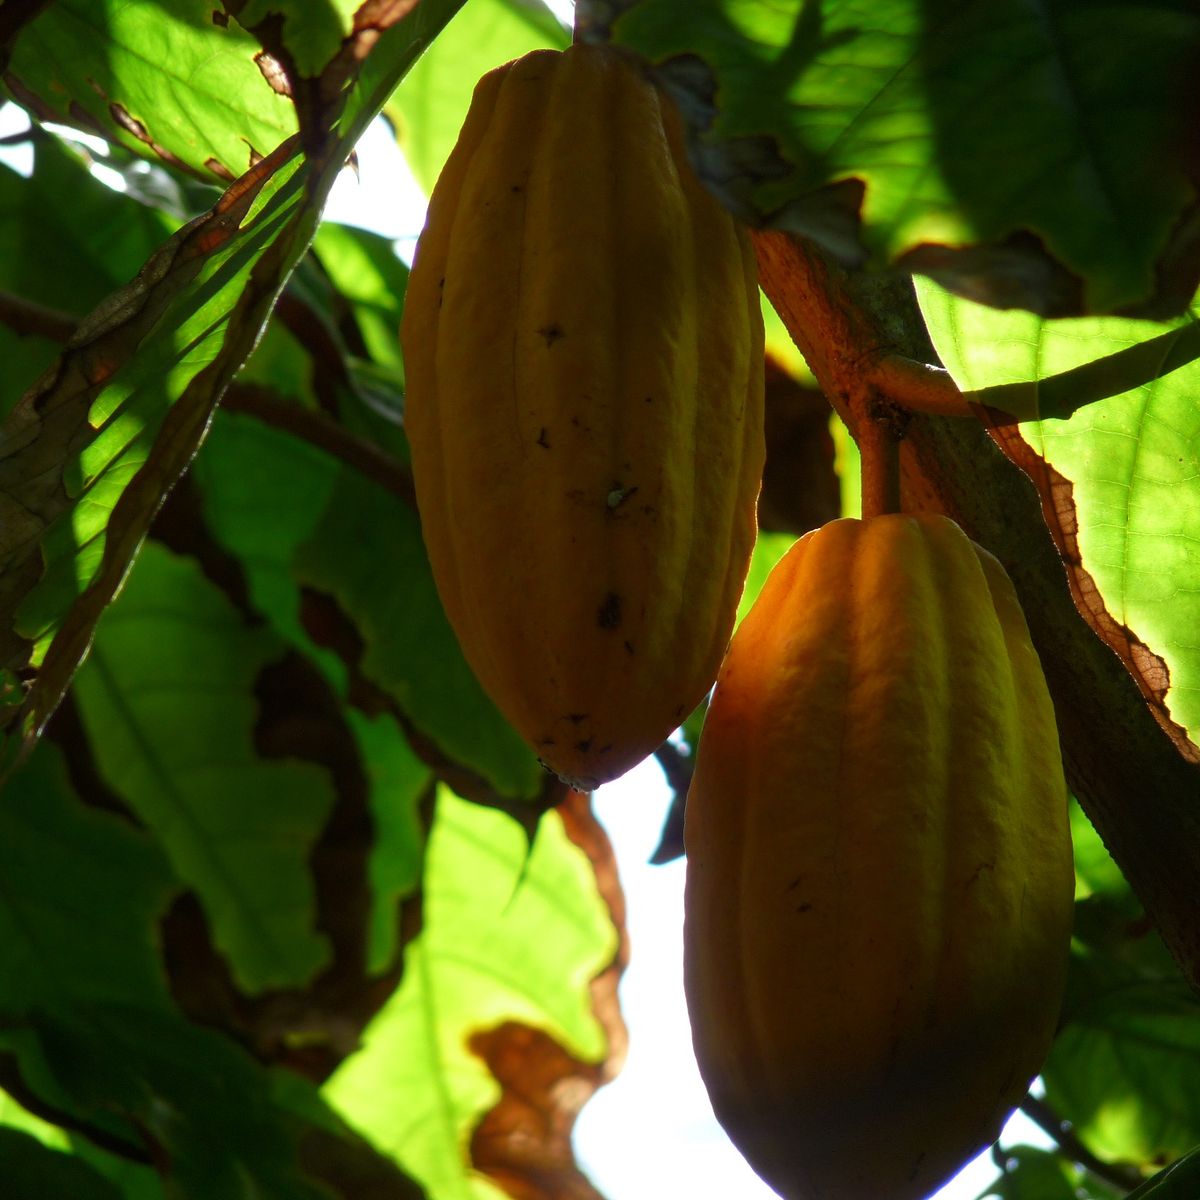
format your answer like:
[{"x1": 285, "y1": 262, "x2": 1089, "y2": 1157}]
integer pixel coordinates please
[{"x1": 0, "y1": 3, "x2": 1198, "y2": 1200}]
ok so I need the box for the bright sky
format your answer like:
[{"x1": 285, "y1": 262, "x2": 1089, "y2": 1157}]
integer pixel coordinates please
[{"x1": 0, "y1": 4, "x2": 1059, "y2": 1190}]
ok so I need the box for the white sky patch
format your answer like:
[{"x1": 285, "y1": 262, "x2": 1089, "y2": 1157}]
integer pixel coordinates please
[{"x1": 0, "y1": 102, "x2": 33, "y2": 177}]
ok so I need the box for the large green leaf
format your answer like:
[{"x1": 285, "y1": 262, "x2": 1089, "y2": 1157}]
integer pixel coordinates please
[
  {"x1": 0, "y1": 735, "x2": 424, "y2": 1197},
  {"x1": 1044, "y1": 943, "x2": 1200, "y2": 1165},
  {"x1": 5, "y1": 1, "x2": 298, "y2": 180},
  {"x1": 386, "y1": 0, "x2": 569, "y2": 195},
  {"x1": 324, "y1": 790, "x2": 619, "y2": 1200},
  {"x1": 917, "y1": 279, "x2": 1200, "y2": 745},
  {"x1": 0, "y1": 741, "x2": 178, "y2": 1017},
  {"x1": 599, "y1": 0, "x2": 1200, "y2": 316},
  {"x1": 191, "y1": 411, "x2": 543, "y2": 800},
  {"x1": 0, "y1": 1128, "x2": 124, "y2": 1200},
  {"x1": 71, "y1": 539, "x2": 336, "y2": 992}
]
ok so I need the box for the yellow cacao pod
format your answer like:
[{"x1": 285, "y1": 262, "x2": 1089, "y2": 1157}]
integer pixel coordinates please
[
  {"x1": 401, "y1": 44, "x2": 765, "y2": 790},
  {"x1": 683, "y1": 514, "x2": 1074, "y2": 1200}
]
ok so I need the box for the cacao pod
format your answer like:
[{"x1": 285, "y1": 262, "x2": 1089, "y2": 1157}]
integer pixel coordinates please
[
  {"x1": 683, "y1": 513, "x2": 1074, "y2": 1200},
  {"x1": 401, "y1": 44, "x2": 765, "y2": 790}
]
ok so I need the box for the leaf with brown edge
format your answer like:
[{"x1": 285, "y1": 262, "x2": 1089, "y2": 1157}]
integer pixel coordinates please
[
  {"x1": 4, "y1": 2, "x2": 299, "y2": 181},
  {"x1": 916, "y1": 279, "x2": 1200, "y2": 758},
  {"x1": 469, "y1": 791, "x2": 628, "y2": 1200},
  {"x1": 323, "y1": 789, "x2": 626, "y2": 1199}
]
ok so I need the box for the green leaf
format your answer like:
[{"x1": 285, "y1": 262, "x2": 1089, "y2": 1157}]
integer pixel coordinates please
[
  {"x1": 976, "y1": 1145, "x2": 1090, "y2": 1200},
  {"x1": 294, "y1": 469, "x2": 543, "y2": 800},
  {"x1": 386, "y1": 0, "x2": 569, "y2": 195},
  {"x1": 349, "y1": 710, "x2": 427, "y2": 975},
  {"x1": 0, "y1": 136, "x2": 177, "y2": 417},
  {"x1": 234, "y1": 1, "x2": 361, "y2": 79},
  {"x1": 34, "y1": 1009, "x2": 333, "y2": 1200},
  {"x1": 0, "y1": 134, "x2": 309, "y2": 761},
  {"x1": 0, "y1": 137, "x2": 176, "y2": 316},
  {"x1": 917, "y1": 279, "x2": 1200, "y2": 745},
  {"x1": 0, "y1": 738, "x2": 178, "y2": 1016},
  {"x1": 604, "y1": 0, "x2": 1200, "y2": 315},
  {"x1": 0, "y1": 1127, "x2": 124, "y2": 1200},
  {"x1": 5, "y1": 2, "x2": 298, "y2": 181},
  {"x1": 71, "y1": 539, "x2": 336, "y2": 992},
  {"x1": 1044, "y1": 946, "x2": 1200, "y2": 1164},
  {"x1": 324, "y1": 789, "x2": 618, "y2": 1198},
  {"x1": 311, "y1": 221, "x2": 409, "y2": 372},
  {"x1": 191, "y1": 411, "x2": 541, "y2": 800}
]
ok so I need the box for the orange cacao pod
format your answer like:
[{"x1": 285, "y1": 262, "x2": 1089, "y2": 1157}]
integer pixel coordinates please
[
  {"x1": 684, "y1": 513, "x2": 1074, "y2": 1200},
  {"x1": 401, "y1": 44, "x2": 764, "y2": 789}
]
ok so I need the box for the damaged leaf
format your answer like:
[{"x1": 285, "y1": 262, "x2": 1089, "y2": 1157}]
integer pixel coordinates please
[
  {"x1": 919, "y1": 278, "x2": 1200, "y2": 752},
  {"x1": 324, "y1": 789, "x2": 624, "y2": 1200},
  {"x1": 595, "y1": 0, "x2": 1200, "y2": 317}
]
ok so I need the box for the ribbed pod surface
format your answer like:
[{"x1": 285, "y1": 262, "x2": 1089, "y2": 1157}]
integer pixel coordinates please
[
  {"x1": 683, "y1": 514, "x2": 1074, "y2": 1200},
  {"x1": 401, "y1": 44, "x2": 764, "y2": 790}
]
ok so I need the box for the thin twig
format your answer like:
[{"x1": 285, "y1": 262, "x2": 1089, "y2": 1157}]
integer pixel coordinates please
[
  {"x1": 868, "y1": 354, "x2": 975, "y2": 417},
  {"x1": 0, "y1": 288, "x2": 415, "y2": 505},
  {"x1": 222, "y1": 384, "x2": 416, "y2": 506},
  {"x1": 0, "y1": 289, "x2": 79, "y2": 341},
  {"x1": 1019, "y1": 1094, "x2": 1142, "y2": 1194}
]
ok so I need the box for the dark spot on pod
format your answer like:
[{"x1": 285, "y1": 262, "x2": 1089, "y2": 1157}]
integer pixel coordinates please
[
  {"x1": 575, "y1": 738, "x2": 593, "y2": 754},
  {"x1": 597, "y1": 592, "x2": 622, "y2": 630},
  {"x1": 623, "y1": 640, "x2": 635, "y2": 655},
  {"x1": 536, "y1": 427, "x2": 550, "y2": 448},
  {"x1": 538, "y1": 322, "x2": 564, "y2": 346},
  {"x1": 566, "y1": 713, "x2": 588, "y2": 724}
]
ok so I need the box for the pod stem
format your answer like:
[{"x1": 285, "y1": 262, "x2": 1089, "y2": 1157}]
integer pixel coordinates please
[{"x1": 857, "y1": 407, "x2": 902, "y2": 518}]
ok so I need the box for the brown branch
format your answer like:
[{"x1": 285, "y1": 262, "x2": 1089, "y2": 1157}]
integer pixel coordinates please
[
  {"x1": 1019, "y1": 1095, "x2": 1141, "y2": 1194},
  {"x1": 0, "y1": 290, "x2": 415, "y2": 505},
  {"x1": 0, "y1": 289, "x2": 79, "y2": 342},
  {"x1": 752, "y1": 229, "x2": 1200, "y2": 996},
  {"x1": 222, "y1": 384, "x2": 415, "y2": 507},
  {"x1": 867, "y1": 354, "x2": 975, "y2": 417}
]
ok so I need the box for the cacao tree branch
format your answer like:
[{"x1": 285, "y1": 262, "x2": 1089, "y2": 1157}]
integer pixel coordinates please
[
  {"x1": 1018, "y1": 1094, "x2": 1141, "y2": 1193},
  {"x1": 0, "y1": 289, "x2": 80, "y2": 342},
  {"x1": 222, "y1": 384, "x2": 415, "y2": 506},
  {"x1": 867, "y1": 355, "x2": 974, "y2": 417},
  {"x1": 751, "y1": 230, "x2": 1200, "y2": 996}
]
